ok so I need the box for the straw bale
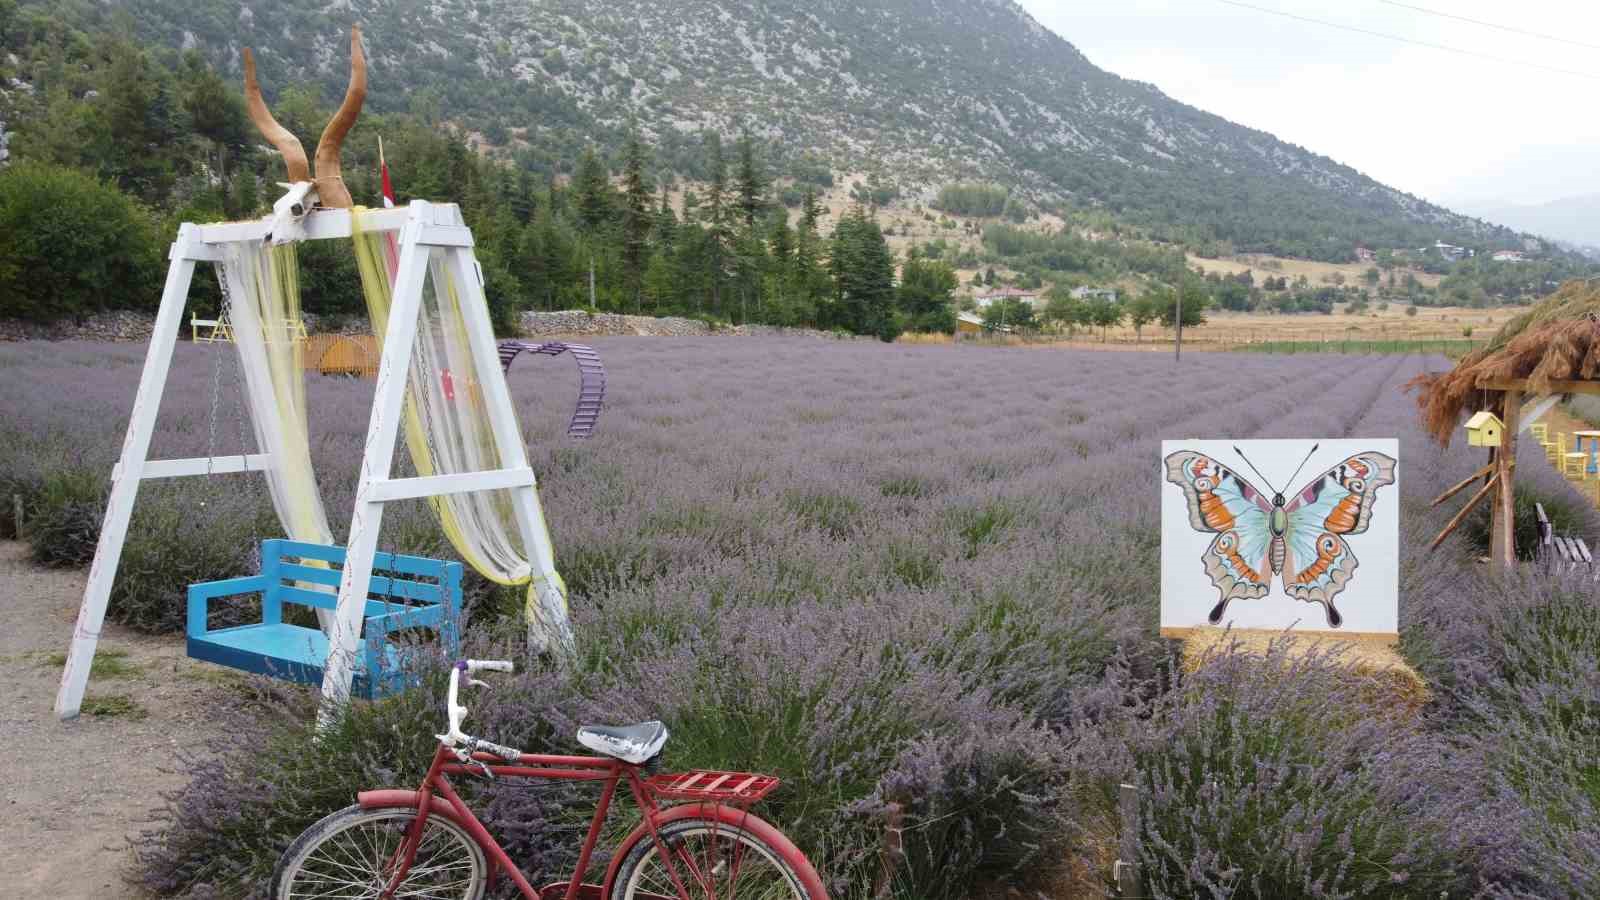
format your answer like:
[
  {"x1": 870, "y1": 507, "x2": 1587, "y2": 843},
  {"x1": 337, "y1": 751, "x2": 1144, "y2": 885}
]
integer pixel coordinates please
[{"x1": 1177, "y1": 627, "x2": 1432, "y2": 717}]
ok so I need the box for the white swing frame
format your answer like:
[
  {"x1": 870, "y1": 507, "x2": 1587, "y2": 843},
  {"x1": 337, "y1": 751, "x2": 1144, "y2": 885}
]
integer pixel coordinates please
[{"x1": 56, "y1": 200, "x2": 569, "y2": 721}]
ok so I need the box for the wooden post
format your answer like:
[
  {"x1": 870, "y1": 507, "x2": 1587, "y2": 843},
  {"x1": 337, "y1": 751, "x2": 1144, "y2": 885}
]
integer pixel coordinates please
[
  {"x1": 1117, "y1": 782, "x2": 1142, "y2": 897},
  {"x1": 12, "y1": 493, "x2": 22, "y2": 537},
  {"x1": 1492, "y1": 390, "x2": 1522, "y2": 574},
  {"x1": 1174, "y1": 287, "x2": 1182, "y2": 362}
]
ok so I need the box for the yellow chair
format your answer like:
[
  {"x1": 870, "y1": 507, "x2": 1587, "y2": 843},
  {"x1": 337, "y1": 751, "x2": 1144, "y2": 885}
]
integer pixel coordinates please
[
  {"x1": 1530, "y1": 422, "x2": 1550, "y2": 446},
  {"x1": 1563, "y1": 450, "x2": 1590, "y2": 479},
  {"x1": 1551, "y1": 431, "x2": 1569, "y2": 465}
]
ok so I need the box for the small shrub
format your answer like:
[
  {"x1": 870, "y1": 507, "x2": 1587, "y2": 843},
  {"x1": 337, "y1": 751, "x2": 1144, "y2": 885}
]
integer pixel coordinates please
[
  {"x1": 41, "y1": 646, "x2": 140, "y2": 679},
  {"x1": 111, "y1": 483, "x2": 275, "y2": 632},
  {"x1": 1067, "y1": 644, "x2": 1470, "y2": 899},
  {"x1": 26, "y1": 467, "x2": 108, "y2": 568},
  {"x1": 82, "y1": 693, "x2": 148, "y2": 719}
]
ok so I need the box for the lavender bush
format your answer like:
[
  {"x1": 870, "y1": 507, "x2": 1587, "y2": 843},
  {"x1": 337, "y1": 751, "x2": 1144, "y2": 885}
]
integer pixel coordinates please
[{"x1": 3, "y1": 338, "x2": 1597, "y2": 896}]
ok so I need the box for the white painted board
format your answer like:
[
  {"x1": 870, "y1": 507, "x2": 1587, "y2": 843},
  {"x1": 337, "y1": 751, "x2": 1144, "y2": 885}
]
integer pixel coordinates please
[{"x1": 1160, "y1": 438, "x2": 1399, "y2": 637}]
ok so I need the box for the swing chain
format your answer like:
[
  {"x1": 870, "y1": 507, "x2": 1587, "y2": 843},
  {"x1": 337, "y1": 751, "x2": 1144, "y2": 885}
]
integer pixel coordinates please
[{"x1": 205, "y1": 262, "x2": 230, "y2": 481}]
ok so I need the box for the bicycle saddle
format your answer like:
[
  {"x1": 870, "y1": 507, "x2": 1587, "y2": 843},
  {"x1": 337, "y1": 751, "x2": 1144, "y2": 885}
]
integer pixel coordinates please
[{"x1": 576, "y1": 721, "x2": 669, "y2": 765}]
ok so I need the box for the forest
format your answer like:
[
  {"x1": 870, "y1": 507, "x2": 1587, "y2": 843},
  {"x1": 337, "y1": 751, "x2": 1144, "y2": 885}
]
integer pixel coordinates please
[{"x1": 0, "y1": 7, "x2": 948, "y2": 339}]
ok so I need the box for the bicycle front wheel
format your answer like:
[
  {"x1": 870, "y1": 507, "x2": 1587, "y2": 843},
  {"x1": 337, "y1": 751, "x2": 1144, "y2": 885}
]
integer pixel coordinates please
[
  {"x1": 610, "y1": 816, "x2": 823, "y2": 900},
  {"x1": 272, "y1": 805, "x2": 489, "y2": 900}
]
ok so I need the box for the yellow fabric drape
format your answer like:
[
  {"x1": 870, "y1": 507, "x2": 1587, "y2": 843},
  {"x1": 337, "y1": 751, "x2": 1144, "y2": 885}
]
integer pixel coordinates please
[{"x1": 350, "y1": 210, "x2": 570, "y2": 652}]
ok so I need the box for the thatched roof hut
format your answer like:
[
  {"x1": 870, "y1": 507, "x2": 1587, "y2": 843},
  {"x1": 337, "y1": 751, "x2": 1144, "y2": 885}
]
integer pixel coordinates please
[{"x1": 1411, "y1": 280, "x2": 1600, "y2": 445}]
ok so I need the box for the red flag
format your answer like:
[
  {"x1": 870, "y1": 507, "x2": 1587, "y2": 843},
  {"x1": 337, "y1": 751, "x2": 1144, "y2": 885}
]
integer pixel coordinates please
[{"x1": 379, "y1": 135, "x2": 395, "y2": 209}]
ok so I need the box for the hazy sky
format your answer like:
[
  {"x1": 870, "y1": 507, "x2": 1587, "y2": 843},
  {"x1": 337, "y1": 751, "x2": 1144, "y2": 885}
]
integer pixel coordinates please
[{"x1": 1014, "y1": 0, "x2": 1600, "y2": 212}]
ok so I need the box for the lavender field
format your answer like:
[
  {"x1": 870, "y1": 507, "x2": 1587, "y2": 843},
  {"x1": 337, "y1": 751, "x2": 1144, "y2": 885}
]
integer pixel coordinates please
[{"x1": 2, "y1": 338, "x2": 1597, "y2": 898}]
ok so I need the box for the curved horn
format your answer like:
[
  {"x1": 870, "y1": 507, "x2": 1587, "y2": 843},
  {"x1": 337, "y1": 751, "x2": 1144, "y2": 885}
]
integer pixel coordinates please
[
  {"x1": 312, "y1": 25, "x2": 367, "y2": 209},
  {"x1": 242, "y1": 48, "x2": 311, "y2": 184}
]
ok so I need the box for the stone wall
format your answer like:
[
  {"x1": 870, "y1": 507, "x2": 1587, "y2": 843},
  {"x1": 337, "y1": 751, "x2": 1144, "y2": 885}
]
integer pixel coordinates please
[
  {"x1": 519, "y1": 310, "x2": 855, "y2": 341},
  {"x1": 0, "y1": 310, "x2": 157, "y2": 342},
  {"x1": 0, "y1": 308, "x2": 857, "y2": 343}
]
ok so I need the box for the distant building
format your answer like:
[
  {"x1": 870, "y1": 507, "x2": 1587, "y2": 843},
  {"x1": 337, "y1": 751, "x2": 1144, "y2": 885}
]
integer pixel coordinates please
[
  {"x1": 1354, "y1": 246, "x2": 1376, "y2": 263},
  {"x1": 1070, "y1": 286, "x2": 1118, "y2": 302},
  {"x1": 973, "y1": 287, "x2": 1041, "y2": 308},
  {"x1": 1492, "y1": 250, "x2": 1529, "y2": 263},
  {"x1": 1432, "y1": 241, "x2": 1468, "y2": 261}
]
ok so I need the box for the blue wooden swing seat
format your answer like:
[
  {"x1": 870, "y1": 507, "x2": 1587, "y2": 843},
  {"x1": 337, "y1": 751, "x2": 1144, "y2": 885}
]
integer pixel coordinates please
[{"x1": 187, "y1": 539, "x2": 464, "y2": 699}]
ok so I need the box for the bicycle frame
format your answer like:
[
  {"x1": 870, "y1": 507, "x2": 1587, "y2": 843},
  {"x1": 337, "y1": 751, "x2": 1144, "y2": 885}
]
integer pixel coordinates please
[{"x1": 365, "y1": 742, "x2": 711, "y2": 900}]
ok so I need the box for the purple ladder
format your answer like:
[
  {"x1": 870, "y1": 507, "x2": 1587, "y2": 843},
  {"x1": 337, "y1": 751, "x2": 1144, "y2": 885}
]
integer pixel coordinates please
[{"x1": 497, "y1": 340, "x2": 606, "y2": 439}]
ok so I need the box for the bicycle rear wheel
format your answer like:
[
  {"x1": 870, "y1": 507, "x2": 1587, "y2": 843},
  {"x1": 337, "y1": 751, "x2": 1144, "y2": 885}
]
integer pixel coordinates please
[
  {"x1": 610, "y1": 816, "x2": 822, "y2": 900},
  {"x1": 272, "y1": 805, "x2": 488, "y2": 900}
]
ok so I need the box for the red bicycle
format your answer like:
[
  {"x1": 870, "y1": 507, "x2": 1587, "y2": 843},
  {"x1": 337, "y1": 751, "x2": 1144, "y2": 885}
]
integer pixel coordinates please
[{"x1": 272, "y1": 659, "x2": 828, "y2": 900}]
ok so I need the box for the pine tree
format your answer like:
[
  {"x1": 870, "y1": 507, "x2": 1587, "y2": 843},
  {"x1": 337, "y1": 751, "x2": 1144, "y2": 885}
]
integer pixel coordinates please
[
  {"x1": 655, "y1": 184, "x2": 678, "y2": 254},
  {"x1": 701, "y1": 132, "x2": 733, "y2": 317},
  {"x1": 619, "y1": 131, "x2": 653, "y2": 310},
  {"x1": 574, "y1": 145, "x2": 611, "y2": 234},
  {"x1": 829, "y1": 206, "x2": 898, "y2": 339},
  {"x1": 735, "y1": 130, "x2": 767, "y2": 230}
]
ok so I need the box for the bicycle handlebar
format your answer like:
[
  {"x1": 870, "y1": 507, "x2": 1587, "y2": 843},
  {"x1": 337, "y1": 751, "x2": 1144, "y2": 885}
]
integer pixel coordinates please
[{"x1": 436, "y1": 659, "x2": 516, "y2": 750}]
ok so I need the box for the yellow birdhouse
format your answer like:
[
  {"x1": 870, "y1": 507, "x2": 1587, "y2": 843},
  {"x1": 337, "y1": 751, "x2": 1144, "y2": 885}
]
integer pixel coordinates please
[{"x1": 1465, "y1": 410, "x2": 1504, "y2": 447}]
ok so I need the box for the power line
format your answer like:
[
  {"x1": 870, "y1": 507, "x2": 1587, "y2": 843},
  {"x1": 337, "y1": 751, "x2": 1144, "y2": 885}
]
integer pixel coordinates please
[
  {"x1": 1379, "y1": 1, "x2": 1600, "y2": 53},
  {"x1": 1214, "y1": 0, "x2": 1600, "y2": 81}
]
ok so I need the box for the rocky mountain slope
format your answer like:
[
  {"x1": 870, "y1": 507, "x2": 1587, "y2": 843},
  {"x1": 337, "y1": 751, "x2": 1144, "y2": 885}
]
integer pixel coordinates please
[{"x1": 48, "y1": 0, "x2": 1518, "y2": 257}]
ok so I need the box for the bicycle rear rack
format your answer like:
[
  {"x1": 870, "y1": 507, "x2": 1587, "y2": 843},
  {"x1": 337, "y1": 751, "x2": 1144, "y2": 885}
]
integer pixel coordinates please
[{"x1": 647, "y1": 770, "x2": 780, "y2": 805}]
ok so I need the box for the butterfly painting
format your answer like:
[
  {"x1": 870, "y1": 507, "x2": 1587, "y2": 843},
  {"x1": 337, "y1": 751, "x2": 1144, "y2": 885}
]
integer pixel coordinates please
[{"x1": 1162, "y1": 442, "x2": 1396, "y2": 629}]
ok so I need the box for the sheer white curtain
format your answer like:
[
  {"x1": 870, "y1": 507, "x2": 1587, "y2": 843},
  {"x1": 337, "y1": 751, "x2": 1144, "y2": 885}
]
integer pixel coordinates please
[
  {"x1": 352, "y1": 212, "x2": 573, "y2": 658},
  {"x1": 220, "y1": 241, "x2": 336, "y2": 629}
]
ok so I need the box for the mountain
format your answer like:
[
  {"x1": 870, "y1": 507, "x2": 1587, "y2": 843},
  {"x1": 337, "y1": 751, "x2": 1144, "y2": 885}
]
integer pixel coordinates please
[
  {"x1": 1470, "y1": 195, "x2": 1600, "y2": 251},
  {"x1": 34, "y1": 0, "x2": 1521, "y2": 260}
]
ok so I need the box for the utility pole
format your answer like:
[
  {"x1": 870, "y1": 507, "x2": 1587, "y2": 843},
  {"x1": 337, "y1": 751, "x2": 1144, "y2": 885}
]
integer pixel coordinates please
[
  {"x1": 589, "y1": 257, "x2": 597, "y2": 313},
  {"x1": 1175, "y1": 285, "x2": 1183, "y2": 362}
]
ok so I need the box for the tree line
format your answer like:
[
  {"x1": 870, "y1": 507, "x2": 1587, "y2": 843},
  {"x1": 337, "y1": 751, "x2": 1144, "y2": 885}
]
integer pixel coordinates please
[{"x1": 0, "y1": 19, "x2": 957, "y2": 338}]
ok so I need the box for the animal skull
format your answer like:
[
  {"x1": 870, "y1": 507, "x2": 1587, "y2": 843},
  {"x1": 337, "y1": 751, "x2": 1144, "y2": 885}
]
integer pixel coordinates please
[
  {"x1": 243, "y1": 27, "x2": 367, "y2": 244},
  {"x1": 265, "y1": 181, "x2": 318, "y2": 245}
]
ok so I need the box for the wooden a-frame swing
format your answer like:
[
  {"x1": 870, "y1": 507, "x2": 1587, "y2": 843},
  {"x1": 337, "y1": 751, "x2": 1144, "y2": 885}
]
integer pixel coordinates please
[{"x1": 57, "y1": 26, "x2": 572, "y2": 722}]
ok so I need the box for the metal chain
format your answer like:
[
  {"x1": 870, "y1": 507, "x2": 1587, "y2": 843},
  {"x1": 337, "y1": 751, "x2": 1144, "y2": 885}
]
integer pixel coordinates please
[{"x1": 205, "y1": 262, "x2": 228, "y2": 481}]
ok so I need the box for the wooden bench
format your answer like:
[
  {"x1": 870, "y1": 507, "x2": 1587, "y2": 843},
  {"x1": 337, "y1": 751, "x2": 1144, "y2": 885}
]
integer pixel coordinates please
[
  {"x1": 1535, "y1": 502, "x2": 1594, "y2": 571},
  {"x1": 187, "y1": 539, "x2": 464, "y2": 698}
]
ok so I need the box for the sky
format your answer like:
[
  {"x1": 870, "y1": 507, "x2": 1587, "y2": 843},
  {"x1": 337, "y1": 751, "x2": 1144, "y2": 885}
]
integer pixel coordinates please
[{"x1": 1014, "y1": 0, "x2": 1600, "y2": 215}]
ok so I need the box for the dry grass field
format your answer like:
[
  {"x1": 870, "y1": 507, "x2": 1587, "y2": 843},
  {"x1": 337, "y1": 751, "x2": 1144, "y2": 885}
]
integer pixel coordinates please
[
  {"x1": 911, "y1": 302, "x2": 1523, "y2": 351},
  {"x1": 1187, "y1": 253, "x2": 1445, "y2": 289}
]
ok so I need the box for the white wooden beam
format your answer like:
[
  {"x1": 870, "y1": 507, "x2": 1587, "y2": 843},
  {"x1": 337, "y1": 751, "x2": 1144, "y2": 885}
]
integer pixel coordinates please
[
  {"x1": 417, "y1": 224, "x2": 475, "y2": 248},
  {"x1": 57, "y1": 224, "x2": 203, "y2": 719},
  {"x1": 117, "y1": 453, "x2": 272, "y2": 480},
  {"x1": 194, "y1": 204, "x2": 417, "y2": 245},
  {"x1": 367, "y1": 467, "x2": 535, "y2": 503},
  {"x1": 317, "y1": 203, "x2": 435, "y2": 728}
]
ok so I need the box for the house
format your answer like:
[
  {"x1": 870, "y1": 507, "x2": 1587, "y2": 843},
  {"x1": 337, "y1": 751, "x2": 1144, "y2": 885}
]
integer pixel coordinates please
[
  {"x1": 973, "y1": 287, "x2": 1041, "y2": 308},
  {"x1": 1432, "y1": 241, "x2": 1468, "y2": 261},
  {"x1": 1492, "y1": 250, "x2": 1529, "y2": 263},
  {"x1": 1070, "y1": 286, "x2": 1118, "y2": 302},
  {"x1": 1354, "y1": 246, "x2": 1376, "y2": 263}
]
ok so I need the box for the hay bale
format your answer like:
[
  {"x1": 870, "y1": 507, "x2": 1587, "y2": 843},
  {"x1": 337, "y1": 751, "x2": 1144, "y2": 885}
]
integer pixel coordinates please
[
  {"x1": 1178, "y1": 627, "x2": 1432, "y2": 716},
  {"x1": 1410, "y1": 280, "x2": 1600, "y2": 446}
]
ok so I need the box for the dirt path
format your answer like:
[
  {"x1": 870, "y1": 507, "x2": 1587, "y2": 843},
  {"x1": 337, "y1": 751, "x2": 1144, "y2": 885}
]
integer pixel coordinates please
[{"x1": 0, "y1": 541, "x2": 237, "y2": 897}]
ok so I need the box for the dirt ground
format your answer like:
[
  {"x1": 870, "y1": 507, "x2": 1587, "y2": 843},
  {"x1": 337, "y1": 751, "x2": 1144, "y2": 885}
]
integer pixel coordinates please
[{"x1": 0, "y1": 541, "x2": 236, "y2": 898}]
